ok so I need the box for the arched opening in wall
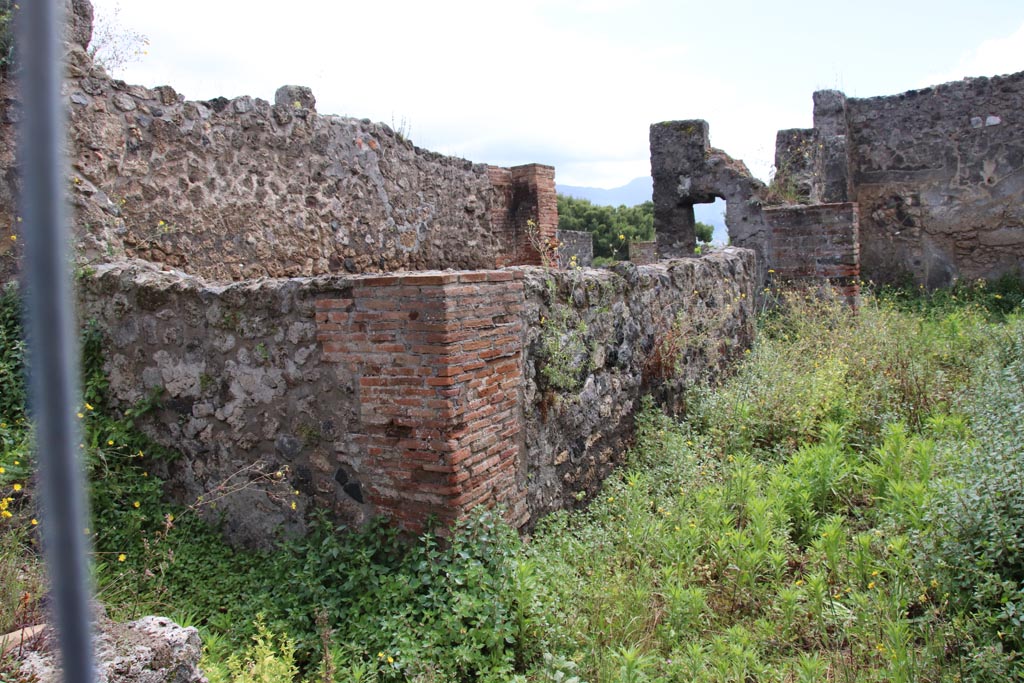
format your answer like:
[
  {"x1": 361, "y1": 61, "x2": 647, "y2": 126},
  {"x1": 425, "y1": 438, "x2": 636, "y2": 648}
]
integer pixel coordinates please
[{"x1": 694, "y1": 197, "x2": 728, "y2": 247}]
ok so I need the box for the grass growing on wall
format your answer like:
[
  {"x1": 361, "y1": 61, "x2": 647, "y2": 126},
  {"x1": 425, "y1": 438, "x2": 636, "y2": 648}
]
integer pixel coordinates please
[{"x1": 1, "y1": 279, "x2": 1023, "y2": 681}]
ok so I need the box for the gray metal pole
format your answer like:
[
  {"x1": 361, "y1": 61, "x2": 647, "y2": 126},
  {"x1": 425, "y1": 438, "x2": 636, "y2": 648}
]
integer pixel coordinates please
[{"x1": 17, "y1": 0, "x2": 96, "y2": 681}]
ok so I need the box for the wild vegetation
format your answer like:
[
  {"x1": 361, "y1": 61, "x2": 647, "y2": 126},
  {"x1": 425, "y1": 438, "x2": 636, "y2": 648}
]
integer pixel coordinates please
[
  {"x1": 1, "y1": 276, "x2": 1023, "y2": 681},
  {"x1": 556, "y1": 196, "x2": 713, "y2": 263}
]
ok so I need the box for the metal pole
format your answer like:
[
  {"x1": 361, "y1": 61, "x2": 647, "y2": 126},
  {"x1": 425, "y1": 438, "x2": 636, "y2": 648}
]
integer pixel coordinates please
[{"x1": 17, "y1": 0, "x2": 96, "y2": 680}]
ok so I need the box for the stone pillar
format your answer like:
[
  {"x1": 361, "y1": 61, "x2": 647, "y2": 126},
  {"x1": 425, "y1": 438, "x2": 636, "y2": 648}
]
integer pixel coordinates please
[
  {"x1": 650, "y1": 120, "x2": 710, "y2": 257},
  {"x1": 811, "y1": 90, "x2": 853, "y2": 203}
]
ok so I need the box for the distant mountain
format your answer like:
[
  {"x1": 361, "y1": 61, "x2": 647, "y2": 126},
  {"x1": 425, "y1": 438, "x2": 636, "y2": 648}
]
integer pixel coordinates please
[
  {"x1": 557, "y1": 177, "x2": 729, "y2": 244},
  {"x1": 557, "y1": 177, "x2": 653, "y2": 207}
]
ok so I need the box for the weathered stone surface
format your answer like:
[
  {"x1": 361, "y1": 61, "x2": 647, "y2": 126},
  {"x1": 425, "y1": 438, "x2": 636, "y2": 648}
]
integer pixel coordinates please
[
  {"x1": 650, "y1": 120, "x2": 770, "y2": 277},
  {"x1": 18, "y1": 613, "x2": 205, "y2": 683},
  {"x1": 519, "y1": 248, "x2": 756, "y2": 518},
  {"x1": 78, "y1": 261, "x2": 370, "y2": 545},
  {"x1": 0, "y1": 20, "x2": 546, "y2": 284},
  {"x1": 77, "y1": 249, "x2": 755, "y2": 540},
  {"x1": 846, "y1": 71, "x2": 1024, "y2": 285}
]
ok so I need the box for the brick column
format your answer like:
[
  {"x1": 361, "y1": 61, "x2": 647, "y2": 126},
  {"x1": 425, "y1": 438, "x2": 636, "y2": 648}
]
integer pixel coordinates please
[
  {"x1": 489, "y1": 164, "x2": 558, "y2": 267},
  {"x1": 315, "y1": 271, "x2": 528, "y2": 532},
  {"x1": 764, "y1": 203, "x2": 861, "y2": 306}
]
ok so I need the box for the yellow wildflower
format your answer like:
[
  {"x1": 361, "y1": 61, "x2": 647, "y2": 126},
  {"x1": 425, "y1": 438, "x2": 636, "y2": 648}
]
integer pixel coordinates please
[
  {"x1": 12, "y1": 483, "x2": 21, "y2": 492},
  {"x1": 31, "y1": 518, "x2": 38, "y2": 525},
  {"x1": 117, "y1": 553, "x2": 126, "y2": 562},
  {"x1": 133, "y1": 501, "x2": 140, "y2": 508}
]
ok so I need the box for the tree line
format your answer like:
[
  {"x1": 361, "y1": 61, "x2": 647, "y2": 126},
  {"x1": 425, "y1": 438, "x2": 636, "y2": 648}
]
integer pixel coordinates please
[{"x1": 557, "y1": 195, "x2": 713, "y2": 262}]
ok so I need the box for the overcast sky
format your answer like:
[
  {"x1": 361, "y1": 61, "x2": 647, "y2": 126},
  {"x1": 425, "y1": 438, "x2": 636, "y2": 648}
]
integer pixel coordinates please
[{"x1": 91, "y1": 0, "x2": 1024, "y2": 188}]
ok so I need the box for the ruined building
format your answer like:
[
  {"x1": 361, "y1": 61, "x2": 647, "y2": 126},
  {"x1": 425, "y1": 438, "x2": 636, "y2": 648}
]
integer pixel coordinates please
[
  {"x1": 650, "y1": 70, "x2": 1023, "y2": 295},
  {"x1": 0, "y1": 0, "x2": 754, "y2": 544},
  {"x1": 2, "y1": 0, "x2": 1019, "y2": 543}
]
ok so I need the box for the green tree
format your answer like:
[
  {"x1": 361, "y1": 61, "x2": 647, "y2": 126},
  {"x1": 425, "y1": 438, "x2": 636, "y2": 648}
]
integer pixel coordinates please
[
  {"x1": 556, "y1": 195, "x2": 654, "y2": 260},
  {"x1": 695, "y1": 221, "x2": 714, "y2": 244},
  {"x1": 558, "y1": 195, "x2": 715, "y2": 260}
]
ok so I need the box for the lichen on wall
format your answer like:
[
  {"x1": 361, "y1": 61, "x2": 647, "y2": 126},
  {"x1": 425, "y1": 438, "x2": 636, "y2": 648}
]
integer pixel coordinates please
[{"x1": 518, "y1": 248, "x2": 756, "y2": 518}]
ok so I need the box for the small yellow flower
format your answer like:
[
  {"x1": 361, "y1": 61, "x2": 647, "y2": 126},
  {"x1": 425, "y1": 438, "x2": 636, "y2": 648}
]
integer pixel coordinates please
[
  {"x1": 876, "y1": 644, "x2": 886, "y2": 653},
  {"x1": 77, "y1": 412, "x2": 84, "y2": 419},
  {"x1": 107, "y1": 439, "x2": 114, "y2": 446},
  {"x1": 868, "y1": 581, "x2": 876, "y2": 589},
  {"x1": 117, "y1": 553, "x2": 126, "y2": 562},
  {"x1": 31, "y1": 518, "x2": 38, "y2": 525},
  {"x1": 618, "y1": 234, "x2": 625, "y2": 241},
  {"x1": 1, "y1": 510, "x2": 11, "y2": 518},
  {"x1": 9, "y1": 235, "x2": 15, "y2": 241},
  {"x1": 387, "y1": 656, "x2": 394, "y2": 664},
  {"x1": 85, "y1": 403, "x2": 94, "y2": 411},
  {"x1": 795, "y1": 579, "x2": 804, "y2": 586},
  {"x1": 0, "y1": 467, "x2": 4, "y2": 474},
  {"x1": 133, "y1": 501, "x2": 140, "y2": 508},
  {"x1": 12, "y1": 483, "x2": 21, "y2": 492},
  {"x1": 871, "y1": 570, "x2": 879, "y2": 576},
  {"x1": 143, "y1": 472, "x2": 148, "y2": 477},
  {"x1": 377, "y1": 652, "x2": 384, "y2": 660},
  {"x1": 290, "y1": 501, "x2": 297, "y2": 510}
]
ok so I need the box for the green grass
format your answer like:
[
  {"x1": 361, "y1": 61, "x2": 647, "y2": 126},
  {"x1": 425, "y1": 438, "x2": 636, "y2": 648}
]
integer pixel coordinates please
[{"x1": 2, "y1": 280, "x2": 1023, "y2": 681}]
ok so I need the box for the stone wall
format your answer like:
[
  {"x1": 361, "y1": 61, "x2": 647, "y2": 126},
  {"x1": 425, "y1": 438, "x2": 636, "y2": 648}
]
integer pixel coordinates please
[
  {"x1": 0, "y1": 0, "x2": 558, "y2": 283},
  {"x1": 649, "y1": 121, "x2": 771, "y2": 278},
  {"x1": 844, "y1": 72, "x2": 1024, "y2": 286},
  {"x1": 555, "y1": 230, "x2": 594, "y2": 268},
  {"x1": 77, "y1": 248, "x2": 755, "y2": 543},
  {"x1": 520, "y1": 249, "x2": 756, "y2": 518},
  {"x1": 651, "y1": 70, "x2": 1024, "y2": 292}
]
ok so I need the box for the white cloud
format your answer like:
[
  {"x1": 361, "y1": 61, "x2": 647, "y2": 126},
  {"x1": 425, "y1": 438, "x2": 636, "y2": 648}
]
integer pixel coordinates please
[{"x1": 922, "y1": 21, "x2": 1024, "y2": 87}]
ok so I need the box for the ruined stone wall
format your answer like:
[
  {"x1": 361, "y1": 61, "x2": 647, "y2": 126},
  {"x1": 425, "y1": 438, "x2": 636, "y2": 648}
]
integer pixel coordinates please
[
  {"x1": 519, "y1": 248, "x2": 755, "y2": 519},
  {"x1": 0, "y1": 0, "x2": 558, "y2": 283},
  {"x1": 77, "y1": 249, "x2": 755, "y2": 542},
  {"x1": 78, "y1": 262, "x2": 357, "y2": 547},
  {"x1": 844, "y1": 72, "x2": 1024, "y2": 286},
  {"x1": 555, "y1": 230, "x2": 593, "y2": 268}
]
